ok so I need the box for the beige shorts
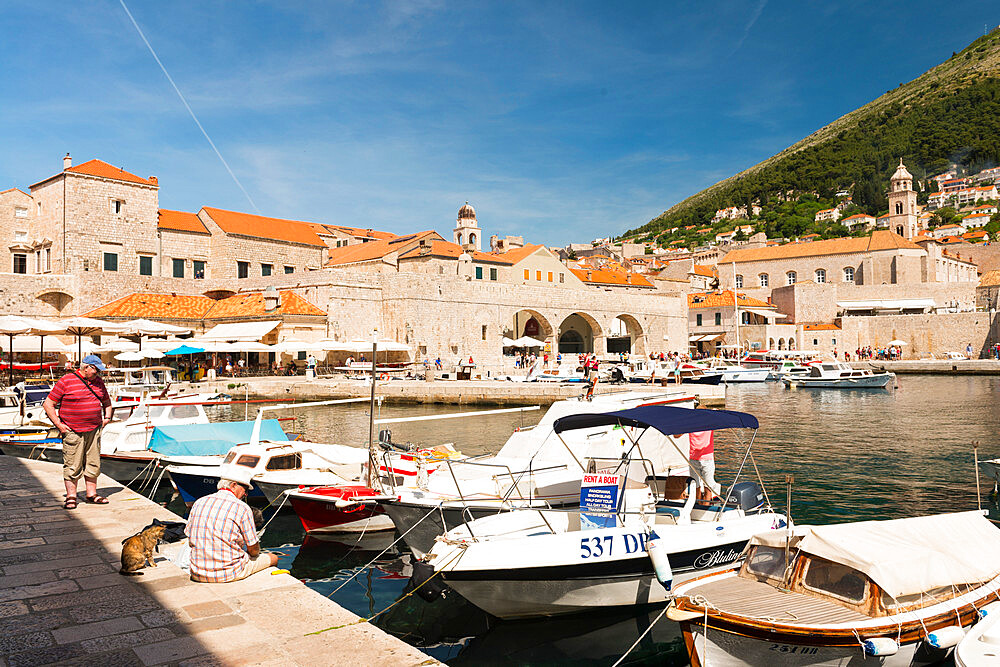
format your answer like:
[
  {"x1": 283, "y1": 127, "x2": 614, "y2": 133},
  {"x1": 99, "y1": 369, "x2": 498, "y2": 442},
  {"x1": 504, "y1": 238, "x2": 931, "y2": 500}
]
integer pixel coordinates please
[
  {"x1": 233, "y1": 553, "x2": 273, "y2": 581},
  {"x1": 62, "y1": 429, "x2": 101, "y2": 481}
]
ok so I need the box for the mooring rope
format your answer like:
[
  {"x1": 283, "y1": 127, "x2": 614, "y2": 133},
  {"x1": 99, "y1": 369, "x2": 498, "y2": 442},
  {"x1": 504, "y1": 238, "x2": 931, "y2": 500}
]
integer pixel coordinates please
[{"x1": 610, "y1": 604, "x2": 670, "y2": 667}]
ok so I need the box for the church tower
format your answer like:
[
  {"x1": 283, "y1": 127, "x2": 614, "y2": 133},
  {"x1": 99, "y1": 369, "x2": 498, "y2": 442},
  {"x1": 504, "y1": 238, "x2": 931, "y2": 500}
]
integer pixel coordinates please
[
  {"x1": 453, "y1": 201, "x2": 481, "y2": 251},
  {"x1": 886, "y1": 159, "x2": 919, "y2": 239}
]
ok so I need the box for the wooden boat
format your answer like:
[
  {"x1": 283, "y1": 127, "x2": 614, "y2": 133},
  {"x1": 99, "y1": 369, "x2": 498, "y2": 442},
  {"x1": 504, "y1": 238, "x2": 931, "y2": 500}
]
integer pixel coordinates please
[{"x1": 668, "y1": 511, "x2": 1000, "y2": 666}]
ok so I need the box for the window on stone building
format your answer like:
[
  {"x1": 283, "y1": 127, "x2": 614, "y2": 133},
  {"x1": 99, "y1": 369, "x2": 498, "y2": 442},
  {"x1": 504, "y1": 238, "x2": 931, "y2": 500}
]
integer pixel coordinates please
[
  {"x1": 261, "y1": 263, "x2": 273, "y2": 277},
  {"x1": 742, "y1": 312, "x2": 751, "y2": 324},
  {"x1": 482, "y1": 325, "x2": 487, "y2": 341},
  {"x1": 103, "y1": 252, "x2": 118, "y2": 272},
  {"x1": 172, "y1": 258, "x2": 185, "y2": 278},
  {"x1": 44, "y1": 248, "x2": 50, "y2": 272},
  {"x1": 110, "y1": 199, "x2": 124, "y2": 215},
  {"x1": 193, "y1": 260, "x2": 205, "y2": 279},
  {"x1": 714, "y1": 312, "x2": 721, "y2": 326},
  {"x1": 523, "y1": 269, "x2": 529, "y2": 280},
  {"x1": 843, "y1": 267, "x2": 854, "y2": 282},
  {"x1": 35, "y1": 250, "x2": 41, "y2": 273},
  {"x1": 237, "y1": 261, "x2": 249, "y2": 279},
  {"x1": 786, "y1": 271, "x2": 796, "y2": 285},
  {"x1": 14, "y1": 207, "x2": 27, "y2": 218},
  {"x1": 696, "y1": 313, "x2": 703, "y2": 327},
  {"x1": 139, "y1": 255, "x2": 153, "y2": 276},
  {"x1": 813, "y1": 339, "x2": 819, "y2": 346},
  {"x1": 36, "y1": 202, "x2": 42, "y2": 214},
  {"x1": 536, "y1": 270, "x2": 542, "y2": 281},
  {"x1": 559, "y1": 272, "x2": 564, "y2": 283},
  {"x1": 475, "y1": 266, "x2": 483, "y2": 279},
  {"x1": 815, "y1": 268, "x2": 826, "y2": 283},
  {"x1": 490, "y1": 268, "x2": 498, "y2": 281},
  {"x1": 284, "y1": 266, "x2": 294, "y2": 274},
  {"x1": 735, "y1": 274, "x2": 743, "y2": 288},
  {"x1": 13, "y1": 253, "x2": 27, "y2": 274},
  {"x1": 758, "y1": 273, "x2": 768, "y2": 287},
  {"x1": 547, "y1": 271, "x2": 553, "y2": 282}
]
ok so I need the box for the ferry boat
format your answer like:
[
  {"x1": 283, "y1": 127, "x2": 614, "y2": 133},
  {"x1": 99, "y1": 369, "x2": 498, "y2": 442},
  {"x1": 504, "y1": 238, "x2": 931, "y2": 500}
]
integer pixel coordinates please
[
  {"x1": 421, "y1": 405, "x2": 785, "y2": 619},
  {"x1": 781, "y1": 361, "x2": 894, "y2": 389},
  {"x1": 668, "y1": 511, "x2": 1000, "y2": 666}
]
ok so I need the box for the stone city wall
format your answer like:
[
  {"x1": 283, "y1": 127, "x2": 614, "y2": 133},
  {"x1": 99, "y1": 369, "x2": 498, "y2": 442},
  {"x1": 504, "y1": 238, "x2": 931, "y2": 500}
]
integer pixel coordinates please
[{"x1": 839, "y1": 311, "x2": 999, "y2": 358}]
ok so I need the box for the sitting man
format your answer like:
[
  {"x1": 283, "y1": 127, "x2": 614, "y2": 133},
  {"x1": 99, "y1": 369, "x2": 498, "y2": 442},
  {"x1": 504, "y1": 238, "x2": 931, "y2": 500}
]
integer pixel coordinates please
[{"x1": 185, "y1": 465, "x2": 278, "y2": 583}]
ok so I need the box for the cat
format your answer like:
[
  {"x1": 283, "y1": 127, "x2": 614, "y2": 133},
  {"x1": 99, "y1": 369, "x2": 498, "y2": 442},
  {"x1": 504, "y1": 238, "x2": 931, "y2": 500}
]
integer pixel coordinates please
[{"x1": 119, "y1": 523, "x2": 166, "y2": 576}]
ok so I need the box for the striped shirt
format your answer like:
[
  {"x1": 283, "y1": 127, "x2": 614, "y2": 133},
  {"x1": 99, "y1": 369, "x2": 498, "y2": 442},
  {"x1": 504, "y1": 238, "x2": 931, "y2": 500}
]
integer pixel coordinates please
[
  {"x1": 186, "y1": 489, "x2": 258, "y2": 583},
  {"x1": 47, "y1": 372, "x2": 111, "y2": 432}
]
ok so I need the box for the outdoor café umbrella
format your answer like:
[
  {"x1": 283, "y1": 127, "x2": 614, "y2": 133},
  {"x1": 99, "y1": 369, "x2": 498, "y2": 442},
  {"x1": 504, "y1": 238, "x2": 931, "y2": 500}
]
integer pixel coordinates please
[
  {"x1": 60, "y1": 317, "x2": 128, "y2": 363},
  {"x1": 0, "y1": 316, "x2": 33, "y2": 386},
  {"x1": 513, "y1": 336, "x2": 545, "y2": 348},
  {"x1": 165, "y1": 344, "x2": 206, "y2": 356},
  {"x1": 118, "y1": 319, "x2": 191, "y2": 351},
  {"x1": 888, "y1": 339, "x2": 907, "y2": 346}
]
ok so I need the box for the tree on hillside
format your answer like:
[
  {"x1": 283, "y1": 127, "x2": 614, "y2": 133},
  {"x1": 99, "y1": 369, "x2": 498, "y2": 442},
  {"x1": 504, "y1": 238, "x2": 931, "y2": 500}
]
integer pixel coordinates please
[
  {"x1": 986, "y1": 212, "x2": 1000, "y2": 236},
  {"x1": 931, "y1": 206, "x2": 960, "y2": 229}
]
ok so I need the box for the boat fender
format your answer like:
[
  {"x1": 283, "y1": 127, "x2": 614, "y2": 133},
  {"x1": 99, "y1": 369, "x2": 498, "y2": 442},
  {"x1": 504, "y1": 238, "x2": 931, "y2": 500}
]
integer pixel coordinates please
[
  {"x1": 925, "y1": 625, "x2": 965, "y2": 649},
  {"x1": 862, "y1": 637, "x2": 899, "y2": 656},
  {"x1": 647, "y1": 530, "x2": 673, "y2": 591},
  {"x1": 333, "y1": 498, "x2": 362, "y2": 511},
  {"x1": 977, "y1": 601, "x2": 1000, "y2": 620}
]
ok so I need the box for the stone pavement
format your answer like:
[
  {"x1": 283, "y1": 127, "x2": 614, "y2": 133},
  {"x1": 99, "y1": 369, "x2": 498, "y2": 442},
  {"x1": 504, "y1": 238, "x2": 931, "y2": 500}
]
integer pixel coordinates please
[{"x1": 0, "y1": 456, "x2": 438, "y2": 667}]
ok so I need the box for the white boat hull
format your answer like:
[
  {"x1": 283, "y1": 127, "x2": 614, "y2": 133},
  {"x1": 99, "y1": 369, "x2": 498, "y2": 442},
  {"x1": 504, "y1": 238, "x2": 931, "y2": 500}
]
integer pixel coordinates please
[
  {"x1": 783, "y1": 374, "x2": 893, "y2": 389},
  {"x1": 686, "y1": 624, "x2": 951, "y2": 667}
]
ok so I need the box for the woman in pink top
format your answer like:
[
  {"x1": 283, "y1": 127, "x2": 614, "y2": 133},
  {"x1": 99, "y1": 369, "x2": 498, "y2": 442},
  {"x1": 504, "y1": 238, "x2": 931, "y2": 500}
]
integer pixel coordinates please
[{"x1": 688, "y1": 430, "x2": 721, "y2": 501}]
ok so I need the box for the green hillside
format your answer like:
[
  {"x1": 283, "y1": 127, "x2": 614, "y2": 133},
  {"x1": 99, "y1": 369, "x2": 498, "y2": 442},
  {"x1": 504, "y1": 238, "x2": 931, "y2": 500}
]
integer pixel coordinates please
[{"x1": 627, "y1": 29, "x2": 1000, "y2": 243}]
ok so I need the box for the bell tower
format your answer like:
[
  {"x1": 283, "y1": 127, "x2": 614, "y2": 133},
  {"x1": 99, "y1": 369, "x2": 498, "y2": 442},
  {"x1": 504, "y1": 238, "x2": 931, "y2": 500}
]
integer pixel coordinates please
[
  {"x1": 453, "y1": 201, "x2": 481, "y2": 250},
  {"x1": 886, "y1": 159, "x2": 919, "y2": 239}
]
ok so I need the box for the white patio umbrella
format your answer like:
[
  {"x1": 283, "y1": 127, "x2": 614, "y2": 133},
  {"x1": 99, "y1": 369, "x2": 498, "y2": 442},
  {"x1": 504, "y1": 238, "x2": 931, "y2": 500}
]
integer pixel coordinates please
[
  {"x1": 60, "y1": 317, "x2": 129, "y2": 362},
  {"x1": 0, "y1": 317, "x2": 35, "y2": 386},
  {"x1": 118, "y1": 319, "x2": 192, "y2": 336},
  {"x1": 888, "y1": 339, "x2": 907, "y2": 346},
  {"x1": 274, "y1": 339, "x2": 310, "y2": 353},
  {"x1": 99, "y1": 338, "x2": 140, "y2": 352},
  {"x1": 514, "y1": 336, "x2": 545, "y2": 348},
  {"x1": 501, "y1": 336, "x2": 517, "y2": 347},
  {"x1": 114, "y1": 351, "x2": 145, "y2": 362}
]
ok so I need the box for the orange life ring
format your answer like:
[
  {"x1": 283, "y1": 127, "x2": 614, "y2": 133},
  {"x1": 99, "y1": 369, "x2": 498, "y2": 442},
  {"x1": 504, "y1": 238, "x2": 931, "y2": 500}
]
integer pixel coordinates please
[{"x1": 380, "y1": 373, "x2": 390, "y2": 381}]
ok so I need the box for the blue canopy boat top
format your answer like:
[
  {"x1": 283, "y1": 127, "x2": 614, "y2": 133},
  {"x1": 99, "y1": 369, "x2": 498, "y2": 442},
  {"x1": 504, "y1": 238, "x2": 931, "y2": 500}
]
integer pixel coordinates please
[{"x1": 148, "y1": 419, "x2": 288, "y2": 457}]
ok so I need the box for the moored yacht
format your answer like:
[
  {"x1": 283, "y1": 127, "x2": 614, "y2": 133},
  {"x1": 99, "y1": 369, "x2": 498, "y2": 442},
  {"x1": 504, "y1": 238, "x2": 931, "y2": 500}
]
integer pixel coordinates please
[{"x1": 782, "y1": 361, "x2": 894, "y2": 389}]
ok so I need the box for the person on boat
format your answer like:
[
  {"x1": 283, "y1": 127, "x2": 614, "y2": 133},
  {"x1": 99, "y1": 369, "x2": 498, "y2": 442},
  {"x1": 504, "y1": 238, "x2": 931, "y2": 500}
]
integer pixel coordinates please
[
  {"x1": 688, "y1": 430, "x2": 721, "y2": 501},
  {"x1": 185, "y1": 465, "x2": 278, "y2": 583},
  {"x1": 42, "y1": 355, "x2": 114, "y2": 510}
]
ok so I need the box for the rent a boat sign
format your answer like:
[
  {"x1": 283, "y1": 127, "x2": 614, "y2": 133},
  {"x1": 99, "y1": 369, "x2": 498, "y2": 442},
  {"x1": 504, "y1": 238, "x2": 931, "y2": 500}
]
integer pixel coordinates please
[{"x1": 580, "y1": 473, "x2": 621, "y2": 530}]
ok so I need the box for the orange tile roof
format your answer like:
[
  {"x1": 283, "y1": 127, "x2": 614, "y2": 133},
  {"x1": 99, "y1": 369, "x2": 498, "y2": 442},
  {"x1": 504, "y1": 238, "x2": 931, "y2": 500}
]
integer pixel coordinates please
[
  {"x1": 688, "y1": 290, "x2": 772, "y2": 310},
  {"x1": 202, "y1": 207, "x2": 327, "y2": 247},
  {"x1": 85, "y1": 294, "x2": 214, "y2": 319},
  {"x1": 397, "y1": 238, "x2": 515, "y2": 264},
  {"x1": 939, "y1": 236, "x2": 964, "y2": 244},
  {"x1": 569, "y1": 268, "x2": 653, "y2": 288},
  {"x1": 84, "y1": 290, "x2": 325, "y2": 320},
  {"x1": 205, "y1": 291, "x2": 325, "y2": 319},
  {"x1": 158, "y1": 209, "x2": 209, "y2": 234},
  {"x1": 66, "y1": 159, "x2": 156, "y2": 186},
  {"x1": 842, "y1": 214, "x2": 872, "y2": 220},
  {"x1": 803, "y1": 323, "x2": 841, "y2": 331},
  {"x1": 719, "y1": 230, "x2": 921, "y2": 264},
  {"x1": 325, "y1": 231, "x2": 442, "y2": 266},
  {"x1": 692, "y1": 264, "x2": 716, "y2": 277},
  {"x1": 322, "y1": 224, "x2": 398, "y2": 241},
  {"x1": 486, "y1": 244, "x2": 546, "y2": 265},
  {"x1": 980, "y1": 269, "x2": 1000, "y2": 287}
]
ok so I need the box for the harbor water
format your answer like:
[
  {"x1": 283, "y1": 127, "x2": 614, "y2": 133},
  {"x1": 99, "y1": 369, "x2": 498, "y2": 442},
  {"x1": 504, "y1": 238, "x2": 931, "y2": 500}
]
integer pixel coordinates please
[{"x1": 160, "y1": 376, "x2": 1000, "y2": 665}]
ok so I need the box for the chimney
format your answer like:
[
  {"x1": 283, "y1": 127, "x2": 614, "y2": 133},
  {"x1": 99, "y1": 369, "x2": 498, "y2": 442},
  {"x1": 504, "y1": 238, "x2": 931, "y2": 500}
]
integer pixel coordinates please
[
  {"x1": 418, "y1": 238, "x2": 431, "y2": 255},
  {"x1": 63, "y1": 154, "x2": 72, "y2": 170},
  {"x1": 148, "y1": 176, "x2": 158, "y2": 186},
  {"x1": 263, "y1": 286, "x2": 280, "y2": 312}
]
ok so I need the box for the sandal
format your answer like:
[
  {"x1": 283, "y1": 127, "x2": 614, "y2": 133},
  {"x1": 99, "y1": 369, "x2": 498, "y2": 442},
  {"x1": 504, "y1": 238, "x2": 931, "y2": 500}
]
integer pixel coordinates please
[
  {"x1": 63, "y1": 496, "x2": 78, "y2": 510},
  {"x1": 84, "y1": 495, "x2": 109, "y2": 505}
]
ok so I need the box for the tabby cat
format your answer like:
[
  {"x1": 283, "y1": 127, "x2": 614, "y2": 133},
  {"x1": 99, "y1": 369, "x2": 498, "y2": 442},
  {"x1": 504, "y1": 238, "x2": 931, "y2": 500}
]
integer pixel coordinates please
[{"x1": 119, "y1": 523, "x2": 166, "y2": 576}]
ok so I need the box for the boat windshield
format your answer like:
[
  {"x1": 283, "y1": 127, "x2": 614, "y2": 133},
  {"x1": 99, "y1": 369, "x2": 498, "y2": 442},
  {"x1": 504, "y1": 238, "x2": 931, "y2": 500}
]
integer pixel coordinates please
[
  {"x1": 744, "y1": 545, "x2": 790, "y2": 581},
  {"x1": 801, "y1": 556, "x2": 868, "y2": 604}
]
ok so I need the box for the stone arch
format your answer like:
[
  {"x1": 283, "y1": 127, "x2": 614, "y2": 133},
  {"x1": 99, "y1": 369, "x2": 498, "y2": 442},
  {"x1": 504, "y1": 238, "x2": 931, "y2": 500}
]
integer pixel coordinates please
[
  {"x1": 509, "y1": 309, "x2": 554, "y2": 343},
  {"x1": 557, "y1": 312, "x2": 602, "y2": 355},
  {"x1": 469, "y1": 232, "x2": 477, "y2": 247},
  {"x1": 606, "y1": 314, "x2": 644, "y2": 355},
  {"x1": 457, "y1": 232, "x2": 464, "y2": 245},
  {"x1": 768, "y1": 337, "x2": 775, "y2": 349},
  {"x1": 777, "y1": 338, "x2": 785, "y2": 350},
  {"x1": 786, "y1": 337, "x2": 796, "y2": 350}
]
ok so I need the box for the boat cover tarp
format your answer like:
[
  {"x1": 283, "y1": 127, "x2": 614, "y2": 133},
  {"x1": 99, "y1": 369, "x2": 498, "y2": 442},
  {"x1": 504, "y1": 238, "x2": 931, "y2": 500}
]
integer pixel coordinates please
[
  {"x1": 148, "y1": 420, "x2": 288, "y2": 456},
  {"x1": 749, "y1": 511, "x2": 1000, "y2": 598},
  {"x1": 553, "y1": 405, "x2": 759, "y2": 435}
]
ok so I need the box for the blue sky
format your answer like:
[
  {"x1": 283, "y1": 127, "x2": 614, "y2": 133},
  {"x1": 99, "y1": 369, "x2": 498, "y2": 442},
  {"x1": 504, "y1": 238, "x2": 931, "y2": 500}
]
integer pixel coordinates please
[{"x1": 1, "y1": 2, "x2": 995, "y2": 245}]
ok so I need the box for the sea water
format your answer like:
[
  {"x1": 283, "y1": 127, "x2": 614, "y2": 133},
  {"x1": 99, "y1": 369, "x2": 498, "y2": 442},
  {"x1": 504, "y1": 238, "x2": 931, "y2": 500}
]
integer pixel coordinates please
[{"x1": 164, "y1": 376, "x2": 1000, "y2": 665}]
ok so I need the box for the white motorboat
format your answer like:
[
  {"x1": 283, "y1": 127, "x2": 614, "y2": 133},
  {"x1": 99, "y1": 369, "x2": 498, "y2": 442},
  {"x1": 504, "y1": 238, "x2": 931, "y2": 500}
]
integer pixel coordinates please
[
  {"x1": 379, "y1": 391, "x2": 700, "y2": 556},
  {"x1": 530, "y1": 362, "x2": 588, "y2": 383},
  {"x1": 782, "y1": 361, "x2": 894, "y2": 389},
  {"x1": 669, "y1": 511, "x2": 1000, "y2": 667},
  {"x1": 695, "y1": 358, "x2": 769, "y2": 383},
  {"x1": 955, "y1": 602, "x2": 1000, "y2": 666},
  {"x1": 0, "y1": 382, "x2": 51, "y2": 426},
  {"x1": 421, "y1": 404, "x2": 784, "y2": 619}
]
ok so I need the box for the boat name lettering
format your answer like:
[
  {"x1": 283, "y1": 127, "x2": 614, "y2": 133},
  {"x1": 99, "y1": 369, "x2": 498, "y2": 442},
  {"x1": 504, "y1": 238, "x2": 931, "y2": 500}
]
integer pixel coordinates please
[
  {"x1": 693, "y1": 548, "x2": 741, "y2": 569},
  {"x1": 580, "y1": 533, "x2": 649, "y2": 559},
  {"x1": 769, "y1": 644, "x2": 819, "y2": 655}
]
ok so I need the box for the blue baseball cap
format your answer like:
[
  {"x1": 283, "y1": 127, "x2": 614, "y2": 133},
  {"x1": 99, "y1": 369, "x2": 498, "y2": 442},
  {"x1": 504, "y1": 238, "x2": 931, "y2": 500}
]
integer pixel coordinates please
[{"x1": 81, "y1": 354, "x2": 106, "y2": 372}]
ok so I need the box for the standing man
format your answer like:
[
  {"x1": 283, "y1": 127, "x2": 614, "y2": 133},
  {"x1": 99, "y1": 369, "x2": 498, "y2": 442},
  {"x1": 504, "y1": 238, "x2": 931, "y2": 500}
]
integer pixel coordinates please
[
  {"x1": 186, "y1": 466, "x2": 278, "y2": 583},
  {"x1": 42, "y1": 355, "x2": 114, "y2": 509}
]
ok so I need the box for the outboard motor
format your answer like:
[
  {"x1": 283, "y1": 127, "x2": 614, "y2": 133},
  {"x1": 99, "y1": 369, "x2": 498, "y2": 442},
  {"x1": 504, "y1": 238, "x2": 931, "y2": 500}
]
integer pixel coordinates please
[
  {"x1": 610, "y1": 366, "x2": 625, "y2": 384},
  {"x1": 726, "y1": 481, "x2": 766, "y2": 513},
  {"x1": 410, "y1": 559, "x2": 450, "y2": 602}
]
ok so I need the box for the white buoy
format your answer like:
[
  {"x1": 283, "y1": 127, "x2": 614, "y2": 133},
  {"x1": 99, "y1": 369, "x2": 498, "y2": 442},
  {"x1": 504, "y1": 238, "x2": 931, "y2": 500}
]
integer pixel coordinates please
[
  {"x1": 925, "y1": 625, "x2": 966, "y2": 649},
  {"x1": 647, "y1": 530, "x2": 673, "y2": 591},
  {"x1": 862, "y1": 637, "x2": 899, "y2": 656}
]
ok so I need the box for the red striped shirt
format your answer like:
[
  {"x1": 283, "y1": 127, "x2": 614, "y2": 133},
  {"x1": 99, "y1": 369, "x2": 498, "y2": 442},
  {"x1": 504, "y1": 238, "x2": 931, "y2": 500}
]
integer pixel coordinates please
[{"x1": 48, "y1": 372, "x2": 111, "y2": 432}]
